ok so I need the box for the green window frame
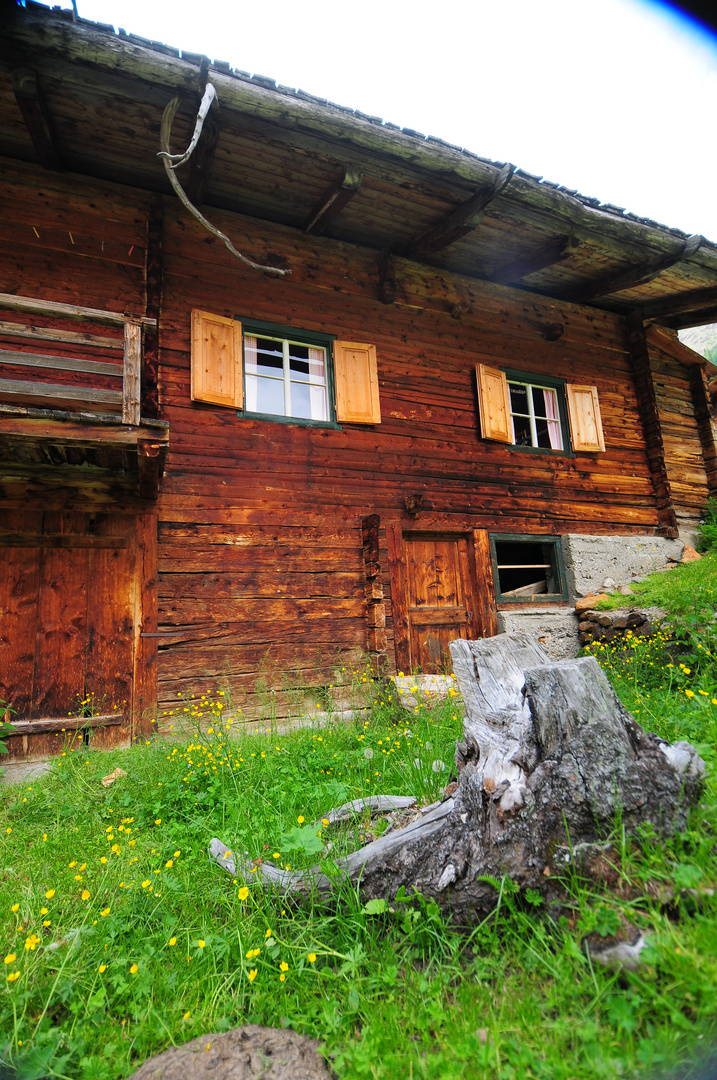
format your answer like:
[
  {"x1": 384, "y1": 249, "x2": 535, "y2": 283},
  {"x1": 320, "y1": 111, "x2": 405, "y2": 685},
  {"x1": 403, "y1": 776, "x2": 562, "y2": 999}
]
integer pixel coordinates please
[
  {"x1": 503, "y1": 368, "x2": 573, "y2": 456},
  {"x1": 489, "y1": 534, "x2": 568, "y2": 603},
  {"x1": 235, "y1": 317, "x2": 340, "y2": 428}
]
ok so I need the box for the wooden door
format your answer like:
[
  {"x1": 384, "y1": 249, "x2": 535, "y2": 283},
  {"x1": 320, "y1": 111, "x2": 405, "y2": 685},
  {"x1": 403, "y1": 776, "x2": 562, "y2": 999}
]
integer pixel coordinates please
[
  {"x1": 404, "y1": 534, "x2": 475, "y2": 672},
  {"x1": 0, "y1": 510, "x2": 145, "y2": 761}
]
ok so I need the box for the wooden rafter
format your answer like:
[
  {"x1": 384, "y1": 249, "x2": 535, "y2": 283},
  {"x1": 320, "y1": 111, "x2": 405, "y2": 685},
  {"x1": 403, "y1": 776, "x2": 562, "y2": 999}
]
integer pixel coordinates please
[
  {"x1": 303, "y1": 168, "x2": 363, "y2": 235},
  {"x1": 11, "y1": 68, "x2": 63, "y2": 171},
  {"x1": 404, "y1": 162, "x2": 515, "y2": 259},
  {"x1": 558, "y1": 233, "x2": 703, "y2": 303},
  {"x1": 661, "y1": 304, "x2": 717, "y2": 331},
  {"x1": 490, "y1": 235, "x2": 581, "y2": 285},
  {"x1": 638, "y1": 285, "x2": 717, "y2": 324}
]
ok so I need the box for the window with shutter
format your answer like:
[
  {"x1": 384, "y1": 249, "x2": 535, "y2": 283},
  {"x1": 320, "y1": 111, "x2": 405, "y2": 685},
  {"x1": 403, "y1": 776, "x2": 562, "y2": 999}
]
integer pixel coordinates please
[
  {"x1": 189, "y1": 313, "x2": 381, "y2": 428},
  {"x1": 476, "y1": 364, "x2": 604, "y2": 454}
]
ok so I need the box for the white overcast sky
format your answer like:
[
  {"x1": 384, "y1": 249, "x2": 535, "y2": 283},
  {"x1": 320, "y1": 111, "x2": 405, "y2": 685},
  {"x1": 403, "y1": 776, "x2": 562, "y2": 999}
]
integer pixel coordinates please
[{"x1": 40, "y1": 0, "x2": 717, "y2": 241}]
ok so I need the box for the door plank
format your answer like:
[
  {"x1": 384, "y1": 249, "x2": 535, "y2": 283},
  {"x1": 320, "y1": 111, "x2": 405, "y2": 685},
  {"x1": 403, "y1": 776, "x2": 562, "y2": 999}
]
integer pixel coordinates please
[
  {"x1": 0, "y1": 545, "x2": 41, "y2": 716},
  {"x1": 32, "y1": 545, "x2": 88, "y2": 718}
]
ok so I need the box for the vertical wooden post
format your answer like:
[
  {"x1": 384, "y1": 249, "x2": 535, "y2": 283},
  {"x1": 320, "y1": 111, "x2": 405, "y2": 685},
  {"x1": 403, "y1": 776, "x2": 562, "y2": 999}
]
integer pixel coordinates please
[
  {"x1": 132, "y1": 513, "x2": 158, "y2": 739},
  {"x1": 471, "y1": 529, "x2": 499, "y2": 637},
  {"x1": 122, "y1": 320, "x2": 142, "y2": 425},
  {"x1": 385, "y1": 523, "x2": 410, "y2": 674},
  {"x1": 625, "y1": 312, "x2": 678, "y2": 537},
  {"x1": 361, "y1": 514, "x2": 387, "y2": 659},
  {"x1": 142, "y1": 196, "x2": 163, "y2": 419}
]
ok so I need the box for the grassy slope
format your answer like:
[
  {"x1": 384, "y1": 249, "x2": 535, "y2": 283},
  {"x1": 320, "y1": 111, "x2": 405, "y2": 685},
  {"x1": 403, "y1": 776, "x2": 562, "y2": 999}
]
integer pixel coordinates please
[{"x1": 1, "y1": 583, "x2": 717, "y2": 1080}]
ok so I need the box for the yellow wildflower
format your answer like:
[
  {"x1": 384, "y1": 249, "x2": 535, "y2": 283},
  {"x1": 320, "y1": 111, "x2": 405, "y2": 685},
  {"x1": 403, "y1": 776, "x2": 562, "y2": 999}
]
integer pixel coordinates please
[{"x1": 248, "y1": 968, "x2": 258, "y2": 982}]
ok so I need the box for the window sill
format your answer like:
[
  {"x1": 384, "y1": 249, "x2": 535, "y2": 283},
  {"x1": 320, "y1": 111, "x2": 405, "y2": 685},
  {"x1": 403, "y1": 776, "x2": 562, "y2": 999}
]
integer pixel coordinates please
[
  {"x1": 497, "y1": 600, "x2": 571, "y2": 609},
  {"x1": 236, "y1": 410, "x2": 341, "y2": 430},
  {"x1": 502, "y1": 443, "x2": 575, "y2": 458}
]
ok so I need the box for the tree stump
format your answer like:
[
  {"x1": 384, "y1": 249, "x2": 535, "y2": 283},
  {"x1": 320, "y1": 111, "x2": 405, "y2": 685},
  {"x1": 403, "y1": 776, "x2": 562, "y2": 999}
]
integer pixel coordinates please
[{"x1": 211, "y1": 632, "x2": 705, "y2": 916}]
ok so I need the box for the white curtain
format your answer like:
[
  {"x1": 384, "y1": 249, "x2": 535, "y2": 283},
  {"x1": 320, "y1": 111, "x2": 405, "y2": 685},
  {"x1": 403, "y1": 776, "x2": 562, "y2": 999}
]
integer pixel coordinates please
[{"x1": 308, "y1": 346, "x2": 327, "y2": 421}]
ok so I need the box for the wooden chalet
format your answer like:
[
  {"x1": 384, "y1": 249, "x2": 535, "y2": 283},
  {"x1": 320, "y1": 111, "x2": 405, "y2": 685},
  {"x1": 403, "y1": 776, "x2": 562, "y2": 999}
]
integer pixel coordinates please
[{"x1": 2, "y1": 3, "x2": 717, "y2": 765}]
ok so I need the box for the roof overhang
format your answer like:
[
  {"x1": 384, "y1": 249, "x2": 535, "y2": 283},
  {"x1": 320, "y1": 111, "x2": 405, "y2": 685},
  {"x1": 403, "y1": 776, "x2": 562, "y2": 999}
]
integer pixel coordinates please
[{"x1": 2, "y1": 2, "x2": 717, "y2": 330}]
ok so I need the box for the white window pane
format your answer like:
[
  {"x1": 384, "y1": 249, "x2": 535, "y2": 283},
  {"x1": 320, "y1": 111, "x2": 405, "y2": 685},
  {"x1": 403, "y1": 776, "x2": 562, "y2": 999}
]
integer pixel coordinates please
[{"x1": 253, "y1": 375, "x2": 285, "y2": 416}]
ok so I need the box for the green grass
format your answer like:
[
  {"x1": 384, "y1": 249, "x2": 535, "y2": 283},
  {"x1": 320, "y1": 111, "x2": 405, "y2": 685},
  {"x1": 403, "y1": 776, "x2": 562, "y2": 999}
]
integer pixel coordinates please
[
  {"x1": 1, "y1": 631, "x2": 717, "y2": 1078},
  {"x1": 593, "y1": 549, "x2": 717, "y2": 617}
]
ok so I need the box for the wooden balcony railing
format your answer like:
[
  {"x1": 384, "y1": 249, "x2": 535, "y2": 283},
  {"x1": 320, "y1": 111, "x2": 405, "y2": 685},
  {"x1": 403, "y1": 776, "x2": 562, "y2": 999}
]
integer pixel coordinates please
[
  {"x1": 0, "y1": 293, "x2": 168, "y2": 498},
  {"x1": 0, "y1": 292, "x2": 157, "y2": 424}
]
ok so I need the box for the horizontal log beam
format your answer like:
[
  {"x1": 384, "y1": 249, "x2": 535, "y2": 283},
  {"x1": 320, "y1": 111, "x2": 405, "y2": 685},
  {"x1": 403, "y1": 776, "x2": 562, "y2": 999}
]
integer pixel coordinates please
[
  {"x1": 0, "y1": 378, "x2": 122, "y2": 406},
  {"x1": 660, "y1": 304, "x2": 717, "y2": 331},
  {"x1": 304, "y1": 168, "x2": 363, "y2": 235},
  {"x1": 0, "y1": 404, "x2": 168, "y2": 437},
  {"x1": 5, "y1": 714, "x2": 122, "y2": 736},
  {"x1": 11, "y1": 68, "x2": 63, "y2": 171},
  {"x1": 0, "y1": 320, "x2": 122, "y2": 349},
  {"x1": 0, "y1": 348, "x2": 122, "y2": 377},
  {"x1": 490, "y1": 235, "x2": 581, "y2": 285},
  {"x1": 404, "y1": 162, "x2": 515, "y2": 259},
  {"x1": 0, "y1": 534, "x2": 128, "y2": 548},
  {"x1": 0, "y1": 293, "x2": 157, "y2": 329},
  {"x1": 558, "y1": 233, "x2": 703, "y2": 303}
]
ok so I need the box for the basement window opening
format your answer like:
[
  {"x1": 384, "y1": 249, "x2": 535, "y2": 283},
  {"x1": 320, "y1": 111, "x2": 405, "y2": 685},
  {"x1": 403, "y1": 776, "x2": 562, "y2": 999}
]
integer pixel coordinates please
[{"x1": 490, "y1": 535, "x2": 567, "y2": 603}]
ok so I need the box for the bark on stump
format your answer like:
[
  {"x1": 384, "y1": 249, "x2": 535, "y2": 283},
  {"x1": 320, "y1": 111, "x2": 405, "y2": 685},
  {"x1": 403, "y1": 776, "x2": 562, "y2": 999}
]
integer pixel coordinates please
[{"x1": 211, "y1": 632, "x2": 705, "y2": 916}]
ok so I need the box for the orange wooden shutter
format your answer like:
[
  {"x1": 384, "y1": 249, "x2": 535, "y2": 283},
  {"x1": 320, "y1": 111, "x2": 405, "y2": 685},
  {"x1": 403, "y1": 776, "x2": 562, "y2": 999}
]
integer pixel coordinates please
[
  {"x1": 566, "y1": 383, "x2": 605, "y2": 452},
  {"x1": 191, "y1": 309, "x2": 243, "y2": 409},
  {"x1": 334, "y1": 341, "x2": 381, "y2": 424},
  {"x1": 475, "y1": 363, "x2": 512, "y2": 443}
]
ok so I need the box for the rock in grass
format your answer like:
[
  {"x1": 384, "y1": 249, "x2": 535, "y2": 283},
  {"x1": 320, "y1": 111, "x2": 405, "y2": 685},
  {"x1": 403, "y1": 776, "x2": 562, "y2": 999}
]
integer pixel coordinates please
[{"x1": 127, "y1": 1025, "x2": 333, "y2": 1080}]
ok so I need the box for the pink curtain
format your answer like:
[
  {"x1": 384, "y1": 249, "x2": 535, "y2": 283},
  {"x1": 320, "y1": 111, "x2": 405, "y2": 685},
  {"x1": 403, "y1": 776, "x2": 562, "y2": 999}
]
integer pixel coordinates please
[{"x1": 544, "y1": 389, "x2": 561, "y2": 450}]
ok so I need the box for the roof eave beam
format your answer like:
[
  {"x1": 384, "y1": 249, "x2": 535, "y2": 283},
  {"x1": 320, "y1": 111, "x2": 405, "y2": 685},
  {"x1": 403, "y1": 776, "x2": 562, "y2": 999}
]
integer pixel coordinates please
[
  {"x1": 11, "y1": 68, "x2": 63, "y2": 171},
  {"x1": 405, "y1": 162, "x2": 515, "y2": 260},
  {"x1": 660, "y1": 304, "x2": 717, "y2": 331},
  {"x1": 303, "y1": 168, "x2": 363, "y2": 235},
  {"x1": 557, "y1": 233, "x2": 704, "y2": 303}
]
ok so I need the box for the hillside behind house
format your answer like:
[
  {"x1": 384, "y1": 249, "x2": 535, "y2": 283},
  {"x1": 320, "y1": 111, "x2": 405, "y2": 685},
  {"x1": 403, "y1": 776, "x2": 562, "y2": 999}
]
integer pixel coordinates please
[{"x1": 680, "y1": 322, "x2": 717, "y2": 365}]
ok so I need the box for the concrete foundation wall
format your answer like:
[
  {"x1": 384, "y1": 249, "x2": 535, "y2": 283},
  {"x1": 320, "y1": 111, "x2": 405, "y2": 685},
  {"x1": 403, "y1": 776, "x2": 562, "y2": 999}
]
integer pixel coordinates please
[
  {"x1": 561, "y1": 534, "x2": 684, "y2": 599},
  {"x1": 496, "y1": 608, "x2": 580, "y2": 660}
]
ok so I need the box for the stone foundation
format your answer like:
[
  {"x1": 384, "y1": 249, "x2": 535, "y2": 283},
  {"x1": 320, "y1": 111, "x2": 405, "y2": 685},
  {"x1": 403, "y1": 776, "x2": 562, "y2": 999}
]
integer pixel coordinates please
[{"x1": 578, "y1": 607, "x2": 667, "y2": 648}]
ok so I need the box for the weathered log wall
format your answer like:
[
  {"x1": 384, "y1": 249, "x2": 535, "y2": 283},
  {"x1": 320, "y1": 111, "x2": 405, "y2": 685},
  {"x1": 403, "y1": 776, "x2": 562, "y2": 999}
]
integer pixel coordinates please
[{"x1": 0, "y1": 160, "x2": 710, "y2": 720}]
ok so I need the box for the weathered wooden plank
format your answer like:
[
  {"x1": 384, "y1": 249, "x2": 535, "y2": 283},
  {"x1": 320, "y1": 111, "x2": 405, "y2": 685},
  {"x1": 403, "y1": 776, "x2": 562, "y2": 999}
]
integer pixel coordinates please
[
  {"x1": 133, "y1": 513, "x2": 158, "y2": 735},
  {"x1": 0, "y1": 541, "x2": 40, "y2": 717},
  {"x1": 5, "y1": 714, "x2": 122, "y2": 736},
  {"x1": 0, "y1": 348, "x2": 122, "y2": 376},
  {"x1": 0, "y1": 320, "x2": 123, "y2": 349},
  {"x1": 31, "y1": 544, "x2": 88, "y2": 719},
  {"x1": 122, "y1": 320, "x2": 142, "y2": 425},
  {"x1": 0, "y1": 533, "x2": 128, "y2": 548},
  {"x1": 85, "y1": 533, "x2": 134, "y2": 734},
  {"x1": 0, "y1": 377, "x2": 122, "y2": 406},
  {"x1": 0, "y1": 292, "x2": 155, "y2": 329}
]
